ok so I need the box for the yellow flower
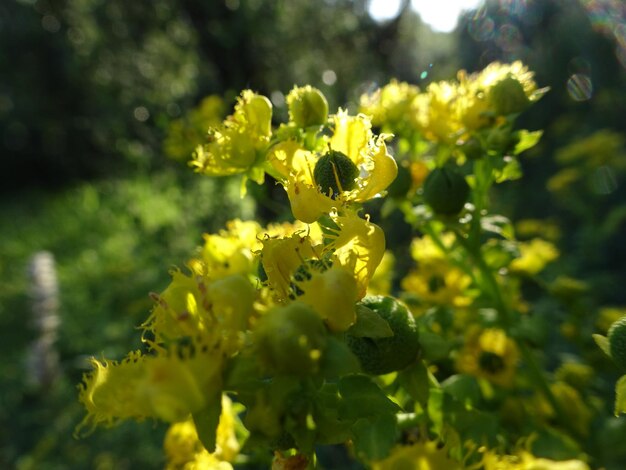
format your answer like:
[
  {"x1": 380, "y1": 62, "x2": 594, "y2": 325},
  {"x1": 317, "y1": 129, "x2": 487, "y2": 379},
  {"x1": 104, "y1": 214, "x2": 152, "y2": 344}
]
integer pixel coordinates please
[
  {"x1": 359, "y1": 79, "x2": 420, "y2": 130},
  {"x1": 414, "y1": 80, "x2": 464, "y2": 144},
  {"x1": 456, "y1": 327, "x2": 519, "y2": 387},
  {"x1": 367, "y1": 250, "x2": 395, "y2": 296},
  {"x1": 297, "y1": 264, "x2": 358, "y2": 332},
  {"x1": 402, "y1": 260, "x2": 473, "y2": 308},
  {"x1": 324, "y1": 211, "x2": 386, "y2": 299},
  {"x1": 193, "y1": 219, "x2": 262, "y2": 279},
  {"x1": 281, "y1": 110, "x2": 397, "y2": 223},
  {"x1": 164, "y1": 95, "x2": 225, "y2": 161},
  {"x1": 473, "y1": 61, "x2": 539, "y2": 102},
  {"x1": 76, "y1": 340, "x2": 223, "y2": 434},
  {"x1": 510, "y1": 238, "x2": 559, "y2": 276},
  {"x1": 143, "y1": 269, "x2": 255, "y2": 351},
  {"x1": 402, "y1": 234, "x2": 472, "y2": 309},
  {"x1": 481, "y1": 446, "x2": 589, "y2": 470},
  {"x1": 191, "y1": 90, "x2": 272, "y2": 181},
  {"x1": 371, "y1": 440, "x2": 462, "y2": 470},
  {"x1": 259, "y1": 232, "x2": 319, "y2": 301},
  {"x1": 164, "y1": 395, "x2": 240, "y2": 469}
]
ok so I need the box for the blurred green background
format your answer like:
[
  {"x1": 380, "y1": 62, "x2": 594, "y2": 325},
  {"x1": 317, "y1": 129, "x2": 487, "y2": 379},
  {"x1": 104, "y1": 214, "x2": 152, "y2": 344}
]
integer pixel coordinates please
[{"x1": 1, "y1": 0, "x2": 625, "y2": 468}]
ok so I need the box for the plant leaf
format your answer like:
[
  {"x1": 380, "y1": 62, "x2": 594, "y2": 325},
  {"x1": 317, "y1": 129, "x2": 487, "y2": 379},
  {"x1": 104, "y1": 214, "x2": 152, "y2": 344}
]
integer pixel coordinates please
[
  {"x1": 192, "y1": 392, "x2": 222, "y2": 453},
  {"x1": 615, "y1": 375, "x2": 626, "y2": 416},
  {"x1": 347, "y1": 304, "x2": 394, "y2": 338},
  {"x1": 593, "y1": 334, "x2": 611, "y2": 357}
]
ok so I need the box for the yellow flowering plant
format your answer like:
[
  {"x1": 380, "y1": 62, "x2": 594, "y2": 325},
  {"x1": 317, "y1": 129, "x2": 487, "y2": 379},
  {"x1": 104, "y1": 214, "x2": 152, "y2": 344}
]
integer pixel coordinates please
[{"x1": 76, "y1": 66, "x2": 617, "y2": 469}]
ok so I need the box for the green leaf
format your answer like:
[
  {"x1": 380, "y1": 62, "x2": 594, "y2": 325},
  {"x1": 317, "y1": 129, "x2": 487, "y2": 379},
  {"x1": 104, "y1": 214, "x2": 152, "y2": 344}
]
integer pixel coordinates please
[
  {"x1": 347, "y1": 304, "x2": 394, "y2": 338},
  {"x1": 419, "y1": 330, "x2": 451, "y2": 361},
  {"x1": 481, "y1": 239, "x2": 519, "y2": 269},
  {"x1": 441, "y1": 375, "x2": 481, "y2": 407},
  {"x1": 427, "y1": 387, "x2": 444, "y2": 435},
  {"x1": 615, "y1": 375, "x2": 626, "y2": 416},
  {"x1": 530, "y1": 426, "x2": 582, "y2": 461},
  {"x1": 495, "y1": 156, "x2": 522, "y2": 183},
  {"x1": 319, "y1": 337, "x2": 361, "y2": 378},
  {"x1": 314, "y1": 384, "x2": 354, "y2": 445},
  {"x1": 449, "y1": 407, "x2": 498, "y2": 447},
  {"x1": 398, "y1": 361, "x2": 430, "y2": 406},
  {"x1": 593, "y1": 334, "x2": 611, "y2": 357},
  {"x1": 192, "y1": 392, "x2": 222, "y2": 453},
  {"x1": 338, "y1": 374, "x2": 400, "y2": 420},
  {"x1": 513, "y1": 130, "x2": 543, "y2": 155},
  {"x1": 351, "y1": 414, "x2": 398, "y2": 461}
]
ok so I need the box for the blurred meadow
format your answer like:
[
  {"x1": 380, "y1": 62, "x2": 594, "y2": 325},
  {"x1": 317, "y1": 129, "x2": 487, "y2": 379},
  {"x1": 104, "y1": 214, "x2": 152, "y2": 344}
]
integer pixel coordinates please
[{"x1": 1, "y1": 0, "x2": 626, "y2": 468}]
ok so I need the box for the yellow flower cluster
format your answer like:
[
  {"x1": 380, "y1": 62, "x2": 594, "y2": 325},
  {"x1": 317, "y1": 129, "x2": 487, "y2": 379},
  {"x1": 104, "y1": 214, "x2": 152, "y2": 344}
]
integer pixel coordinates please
[
  {"x1": 401, "y1": 234, "x2": 473, "y2": 311},
  {"x1": 191, "y1": 90, "x2": 272, "y2": 182},
  {"x1": 360, "y1": 61, "x2": 543, "y2": 145}
]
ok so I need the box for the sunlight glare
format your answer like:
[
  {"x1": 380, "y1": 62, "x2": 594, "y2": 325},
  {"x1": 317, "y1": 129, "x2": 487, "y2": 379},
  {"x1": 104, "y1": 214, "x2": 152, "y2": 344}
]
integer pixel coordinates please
[{"x1": 411, "y1": 0, "x2": 483, "y2": 32}]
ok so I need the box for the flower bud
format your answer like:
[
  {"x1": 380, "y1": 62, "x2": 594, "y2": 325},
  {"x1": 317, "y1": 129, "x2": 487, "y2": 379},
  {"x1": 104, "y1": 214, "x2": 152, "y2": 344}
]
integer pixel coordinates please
[
  {"x1": 489, "y1": 75, "x2": 530, "y2": 116},
  {"x1": 346, "y1": 296, "x2": 420, "y2": 375},
  {"x1": 287, "y1": 85, "x2": 329, "y2": 128},
  {"x1": 460, "y1": 137, "x2": 483, "y2": 160},
  {"x1": 422, "y1": 167, "x2": 470, "y2": 215},
  {"x1": 386, "y1": 162, "x2": 412, "y2": 198},
  {"x1": 313, "y1": 149, "x2": 359, "y2": 198},
  {"x1": 608, "y1": 316, "x2": 626, "y2": 369}
]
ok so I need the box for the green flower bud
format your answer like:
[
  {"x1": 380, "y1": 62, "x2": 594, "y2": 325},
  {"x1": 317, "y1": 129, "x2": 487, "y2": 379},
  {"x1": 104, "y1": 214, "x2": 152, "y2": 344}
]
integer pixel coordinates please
[
  {"x1": 608, "y1": 316, "x2": 626, "y2": 369},
  {"x1": 422, "y1": 167, "x2": 470, "y2": 215},
  {"x1": 254, "y1": 302, "x2": 327, "y2": 376},
  {"x1": 460, "y1": 137, "x2": 484, "y2": 160},
  {"x1": 386, "y1": 162, "x2": 412, "y2": 198},
  {"x1": 346, "y1": 296, "x2": 420, "y2": 375},
  {"x1": 313, "y1": 150, "x2": 359, "y2": 199},
  {"x1": 287, "y1": 85, "x2": 329, "y2": 128},
  {"x1": 489, "y1": 75, "x2": 530, "y2": 116}
]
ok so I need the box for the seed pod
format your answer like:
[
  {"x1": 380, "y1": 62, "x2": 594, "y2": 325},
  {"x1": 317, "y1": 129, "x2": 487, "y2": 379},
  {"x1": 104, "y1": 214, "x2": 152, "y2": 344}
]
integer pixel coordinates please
[
  {"x1": 489, "y1": 75, "x2": 530, "y2": 116},
  {"x1": 346, "y1": 296, "x2": 420, "y2": 375},
  {"x1": 608, "y1": 316, "x2": 626, "y2": 369},
  {"x1": 313, "y1": 150, "x2": 359, "y2": 199},
  {"x1": 422, "y1": 167, "x2": 470, "y2": 215},
  {"x1": 287, "y1": 85, "x2": 329, "y2": 128}
]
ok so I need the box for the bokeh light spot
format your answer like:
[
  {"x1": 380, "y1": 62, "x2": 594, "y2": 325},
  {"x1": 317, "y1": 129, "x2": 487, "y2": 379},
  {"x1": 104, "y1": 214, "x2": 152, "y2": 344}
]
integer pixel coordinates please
[
  {"x1": 368, "y1": 0, "x2": 403, "y2": 22},
  {"x1": 322, "y1": 70, "x2": 337, "y2": 86},
  {"x1": 468, "y1": 15, "x2": 495, "y2": 41},
  {"x1": 566, "y1": 74, "x2": 593, "y2": 101},
  {"x1": 270, "y1": 91, "x2": 285, "y2": 108},
  {"x1": 133, "y1": 106, "x2": 150, "y2": 122},
  {"x1": 41, "y1": 15, "x2": 61, "y2": 33}
]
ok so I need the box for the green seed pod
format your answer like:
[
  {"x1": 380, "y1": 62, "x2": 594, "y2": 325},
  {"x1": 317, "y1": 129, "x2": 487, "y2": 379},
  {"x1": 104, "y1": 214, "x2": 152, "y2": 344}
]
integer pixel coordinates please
[
  {"x1": 346, "y1": 296, "x2": 420, "y2": 375},
  {"x1": 422, "y1": 167, "x2": 470, "y2": 215},
  {"x1": 313, "y1": 150, "x2": 359, "y2": 199},
  {"x1": 489, "y1": 75, "x2": 530, "y2": 116},
  {"x1": 287, "y1": 85, "x2": 329, "y2": 128},
  {"x1": 608, "y1": 316, "x2": 626, "y2": 369},
  {"x1": 254, "y1": 302, "x2": 327, "y2": 376}
]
